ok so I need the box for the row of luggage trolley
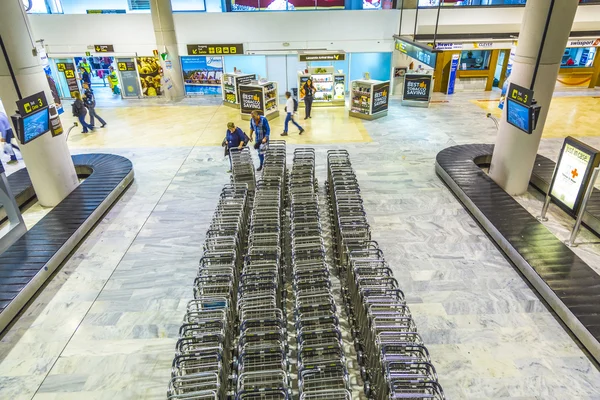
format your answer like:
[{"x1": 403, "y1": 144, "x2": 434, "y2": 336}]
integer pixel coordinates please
[
  {"x1": 289, "y1": 148, "x2": 352, "y2": 400},
  {"x1": 326, "y1": 150, "x2": 446, "y2": 400},
  {"x1": 234, "y1": 140, "x2": 293, "y2": 400},
  {"x1": 168, "y1": 183, "x2": 251, "y2": 399},
  {"x1": 231, "y1": 147, "x2": 256, "y2": 192}
]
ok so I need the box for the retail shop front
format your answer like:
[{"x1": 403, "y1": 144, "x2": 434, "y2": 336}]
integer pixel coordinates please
[
  {"x1": 47, "y1": 45, "x2": 161, "y2": 102},
  {"x1": 428, "y1": 37, "x2": 600, "y2": 93}
]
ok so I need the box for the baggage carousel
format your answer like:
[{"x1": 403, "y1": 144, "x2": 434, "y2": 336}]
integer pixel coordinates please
[
  {"x1": 0, "y1": 153, "x2": 133, "y2": 333},
  {"x1": 436, "y1": 144, "x2": 600, "y2": 364}
]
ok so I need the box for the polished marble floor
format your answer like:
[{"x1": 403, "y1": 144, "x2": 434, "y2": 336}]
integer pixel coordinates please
[{"x1": 2, "y1": 91, "x2": 600, "y2": 399}]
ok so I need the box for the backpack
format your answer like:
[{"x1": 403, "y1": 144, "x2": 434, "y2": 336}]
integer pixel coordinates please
[{"x1": 293, "y1": 98, "x2": 298, "y2": 112}]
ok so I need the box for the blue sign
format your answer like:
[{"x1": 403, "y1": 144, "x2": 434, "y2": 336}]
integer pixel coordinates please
[
  {"x1": 395, "y1": 38, "x2": 437, "y2": 68},
  {"x1": 506, "y1": 99, "x2": 530, "y2": 133},
  {"x1": 86, "y1": 9, "x2": 126, "y2": 14},
  {"x1": 447, "y1": 54, "x2": 459, "y2": 95}
]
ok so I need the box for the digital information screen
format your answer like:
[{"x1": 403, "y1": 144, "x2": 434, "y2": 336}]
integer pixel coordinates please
[
  {"x1": 550, "y1": 137, "x2": 600, "y2": 215},
  {"x1": 506, "y1": 98, "x2": 530, "y2": 133},
  {"x1": 22, "y1": 107, "x2": 50, "y2": 144}
]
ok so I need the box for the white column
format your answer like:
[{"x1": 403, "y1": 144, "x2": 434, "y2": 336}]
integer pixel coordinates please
[
  {"x1": 150, "y1": 0, "x2": 186, "y2": 102},
  {"x1": 489, "y1": 0, "x2": 580, "y2": 195},
  {"x1": 0, "y1": 0, "x2": 78, "y2": 207}
]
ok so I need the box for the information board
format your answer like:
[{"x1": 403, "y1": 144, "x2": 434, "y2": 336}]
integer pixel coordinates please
[
  {"x1": 16, "y1": 91, "x2": 48, "y2": 117},
  {"x1": 187, "y1": 44, "x2": 243, "y2": 56},
  {"x1": 549, "y1": 137, "x2": 600, "y2": 215},
  {"x1": 394, "y1": 38, "x2": 437, "y2": 68},
  {"x1": 506, "y1": 82, "x2": 538, "y2": 134},
  {"x1": 403, "y1": 74, "x2": 432, "y2": 102},
  {"x1": 94, "y1": 44, "x2": 114, "y2": 53},
  {"x1": 298, "y1": 53, "x2": 345, "y2": 62}
]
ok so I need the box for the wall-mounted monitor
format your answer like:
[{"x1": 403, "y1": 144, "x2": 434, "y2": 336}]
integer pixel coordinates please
[
  {"x1": 506, "y1": 98, "x2": 531, "y2": 134},
  {"x1": 13, "y1": 107, "x2": 50, "y2": 145}
]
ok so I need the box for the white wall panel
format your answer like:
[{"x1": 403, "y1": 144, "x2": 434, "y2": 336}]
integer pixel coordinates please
[{"x1": 28, "y1": 6, "x2": 600, "y2": 56}]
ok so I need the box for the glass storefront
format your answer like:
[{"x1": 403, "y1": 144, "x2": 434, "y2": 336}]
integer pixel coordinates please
[
  {"x1": 561, "y1": 47, "x2": 597, "y2": 68},
  {"x1": 459, "y1": 50, "x2": 491, "y2": 71}
]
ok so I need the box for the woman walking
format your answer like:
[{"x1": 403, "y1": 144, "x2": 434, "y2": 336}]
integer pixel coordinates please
[{"x1": 72, "y1": 92, "x2": 94, "y2": 133}]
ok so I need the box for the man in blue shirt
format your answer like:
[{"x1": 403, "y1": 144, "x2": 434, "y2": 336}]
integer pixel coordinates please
[
  {"x1": 225, "y1": 122, "x2": 246, "y2": 172},
  {"x1": 249, "y1": 110, "x2": 270, "y2": 172}
]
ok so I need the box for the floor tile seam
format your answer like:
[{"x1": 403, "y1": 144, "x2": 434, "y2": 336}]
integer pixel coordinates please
[{"x1": 28, "y1": 139, "x2": 203, "y2": 399}]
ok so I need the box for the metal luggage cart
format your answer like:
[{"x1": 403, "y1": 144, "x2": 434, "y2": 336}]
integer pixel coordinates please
[
  {"x1": 326, "y1": 150, "x2": 446, "y2": 400},
  {"x1": 289, "y1": 148, "x2": 351, "y2": 400},
  {"x1": 169, "y1": 184, "x2": 250, "y2": 400}
]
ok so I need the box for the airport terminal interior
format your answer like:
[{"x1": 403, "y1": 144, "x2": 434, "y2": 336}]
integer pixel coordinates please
[{"x1": 2, "y1": 1, "x2": 600, "y2": 400}]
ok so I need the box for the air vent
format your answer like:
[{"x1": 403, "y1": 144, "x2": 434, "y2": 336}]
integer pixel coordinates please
[{"x1": 128, "y1": 0, "x2": 150, "y2": 10}]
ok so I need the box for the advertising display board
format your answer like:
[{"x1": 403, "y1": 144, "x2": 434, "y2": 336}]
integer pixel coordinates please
[
  {"x1": 240, "y1": 85, "x2": 264, "y2": 115},
  {"x1": 334, "y1": 75, "x2": 345, "y2": 100},
  {"x1": 117, "y1": 60, "x2": 141, "y2": 98},
  {"x1": 499, "y1": 43, "x2": 517, "y2": 110},
  {"x1": 136, "y1": 57, "x2": 163, "y2": 97},
  {"x1": 403, "y1": 74, "x2": 432, "y2": 102},
  {"x1": 372, "y1": 82, "x2": 389, "y2": 114},
  {"x1": 447, "y1": 54, "x2": 460, "y2": 95},
  {"x1": 550, "y1": 137, "x2": 600, "y2": 216},
  {"x1": 181, "y1": 56, "x2": 223, "y2": 96}
]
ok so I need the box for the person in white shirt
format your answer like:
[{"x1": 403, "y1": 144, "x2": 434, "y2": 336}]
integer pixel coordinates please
[{"x1": 281, "y1": 91, "x2": 304, "y2": 136}]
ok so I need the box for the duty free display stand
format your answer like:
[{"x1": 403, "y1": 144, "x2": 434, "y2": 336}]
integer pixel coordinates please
[
  {"x1": 349, "y1": 79, "x2": 390, "y2": 121},
  {"x1": 298, "y1": 66, "x2": 346, "y2": 107},
  {"x1": 222, "y1": 73, "x2": 256, "y2": 108},
  {"x1": 239, "y1": 81, "x2": 279, "y2": 121}
]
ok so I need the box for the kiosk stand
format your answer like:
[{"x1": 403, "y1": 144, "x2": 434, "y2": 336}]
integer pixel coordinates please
[
  {"x1": 222, "y1": 73, "x2": 256, "y2": 108},
  {"x1": 349, "y1": 79, "x2": 390, "y2": 120},
  {"x1": 298, "y1": 67, "x2": 346, "y2": 107},
  {"x1": 401, "y1": 72, "x2": 433, "y2": 108},
  {"x1": 239, "y1": 81, "x2": 279, "y2": 121}
]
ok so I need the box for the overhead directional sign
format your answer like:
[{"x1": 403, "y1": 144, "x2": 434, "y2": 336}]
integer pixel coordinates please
[
  {"x1": 94, "y1": 44, "x2": 114, "y2": 53},
  {"x1": 394, "y1": 37, "x2": 438, "y2": 68},
  {"x1": 187, "y1": 44, "x2": 243, "y2": 56}
]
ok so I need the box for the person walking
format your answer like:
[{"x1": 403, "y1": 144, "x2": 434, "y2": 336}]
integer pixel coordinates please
[
  {"x1": 108, "y1": 66, "x2": 121, "y2": 95},
  {"x1": 79, "y1": 67, "x2": 91, "y2": 87},
  {"x1": 80, "y1": 59, "x2": 92, "y2": 74},
  {"x1": 282, "y1": 91, "x2": 304, "y2": 137},
  {"x1": 249, "y1": 111, "x2": 270, "y2": 172},
  {"x1": 72, "y1": 92, "x2": 94, "y2": 133},
  {"x1": 0, "y1": 112, "x2": 17, "y2": 165},
  {"x1": 83, "y1": 83, "x2": 106, "y2": 128},
  {"x1": 224, "y1": 122, "x2": 247, "y2": 172},
  {"x1": 302, "y1": 78, "x2": 317, "y2": 120}
]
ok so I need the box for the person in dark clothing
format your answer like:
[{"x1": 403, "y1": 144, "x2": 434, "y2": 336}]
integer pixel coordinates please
[
  {"x1": 79, "y1": 67, "x2": 91, "y2": 86},
  {"x1": 302, "y1": 78, "x2": 317, "y2": 120},
  {"x1": 72, "y1": 92, "x2": 94, "y2": 133},
  {"x1": 249, "y1": 111, "x2": 270, "y2": 172},
  {"x1": 83, "y1": 83, "x2": 106, "y2": 128},
  {"x1": 224, "y1": 122, "x2": 246, "y2": 172}
]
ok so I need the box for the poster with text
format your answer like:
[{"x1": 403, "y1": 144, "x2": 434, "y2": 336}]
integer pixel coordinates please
[
  {"x1": 403, "y1": 75, "x2": 431, "y2": 102},
  {"x1": 181, "y1": 56, "x2": 223, "y2": 96},
  {"x1": 231, "y1": 0, "x2": 343, "y2": 12},
  {"x1": 136, "y1": 57, "x2": 162, "y2": 97},
  {"x1": 550, "y1": 143, "x2": 593, "y2": 212},
  {"x1": 372, "y1": 82, "x2": 389, "y2": 114},
  {"x1": 240, "y1": 85, "x2": 264, "y2": 115}
]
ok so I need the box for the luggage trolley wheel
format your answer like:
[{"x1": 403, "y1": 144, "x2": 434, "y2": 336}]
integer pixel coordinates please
[
  {"x1": 364, "y1": 380, "x2": 372, "y2": 397},
  {"x1": 360, "y1": 365, "x2": 368, "y2": 382}
]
